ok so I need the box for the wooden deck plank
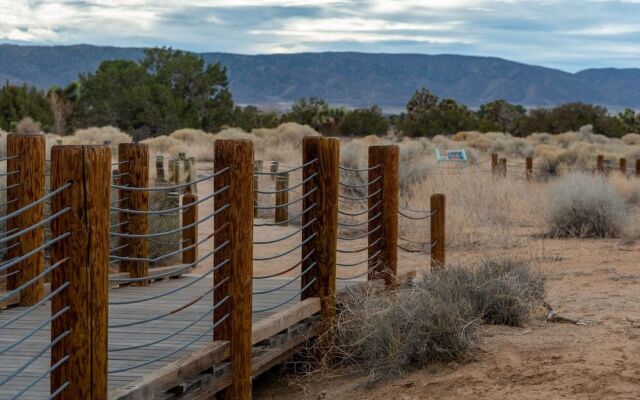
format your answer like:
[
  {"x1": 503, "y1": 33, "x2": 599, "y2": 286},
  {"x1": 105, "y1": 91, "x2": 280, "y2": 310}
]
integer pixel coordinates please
[{"x1": 0, "y1": 271, "x2": 374, "y2": 399}]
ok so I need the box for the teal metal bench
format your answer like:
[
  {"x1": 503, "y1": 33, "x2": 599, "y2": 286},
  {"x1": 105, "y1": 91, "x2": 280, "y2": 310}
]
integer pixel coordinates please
[{"x1": 435, "y1": 148, "x2": 468, "y2": 167}]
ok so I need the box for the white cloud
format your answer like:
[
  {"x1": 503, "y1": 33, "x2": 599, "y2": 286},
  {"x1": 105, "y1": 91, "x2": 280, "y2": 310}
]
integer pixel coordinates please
[{"x1": 0, "y1": 0, "x2": 639, "y2": 71}]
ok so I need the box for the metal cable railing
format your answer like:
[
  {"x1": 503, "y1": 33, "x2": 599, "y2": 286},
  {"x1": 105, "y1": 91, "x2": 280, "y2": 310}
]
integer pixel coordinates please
[{"x1": 0, "y1": 174, "x2": 73, "y2": 399}]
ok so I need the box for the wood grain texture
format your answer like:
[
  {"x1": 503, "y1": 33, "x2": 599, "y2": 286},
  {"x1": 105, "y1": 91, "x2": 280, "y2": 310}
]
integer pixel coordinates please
[
  {"x1": 274, "y1": 172, "x2": 289, "y2": 225},
  {"x1": 301, "y1": 137, "x2": 339, "y2": 329},
  {"x1": 213, "y1": 139, "x2": 254, "y2": 400},
  {"x1": 118, "y1": 143, "x2": 149, "y2": 281},
  {"x1": 6, "y1": 134, "x2": 45, "y2": 305},
  {"x1": 526, "y1": 157, "x2": 533, "y2": 182},
  {"x1": 491, "y1": 153, "x2": 499, "y2": 175},
  {"x1": 597, "y1": 155, "x2": 604, "y2": 173},
  {"x1": 50, "y1": 145, "x2": 110, "y2": 400},
  {"x1": 430, "y1": 194, "x2": 446, "y2": 271},
  {"x1": 368, "y1": 145, "x2": 399, "y2": 286},
  {"x1": 182, "y1": 194, "x2": 198, "y2": 265}
]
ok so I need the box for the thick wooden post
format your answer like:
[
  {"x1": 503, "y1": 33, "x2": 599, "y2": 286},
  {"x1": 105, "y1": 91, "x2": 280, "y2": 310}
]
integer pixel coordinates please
[
  {"x1": 50, "y1": 145, "x2": 110, "y2": 400},
  {"x1": 301, "y1": 137, "x2": 339, "y2": 328},
  {"x1": 368, "y1": 145, "x2": 399, "y2": 286},
  {"x1": 620, "y1": 158, "x2": 627, "y2": 175},
  {"x1": 274, "y1": 172, "x2": 289, "y2": 225},
  {"x1": 526, "y1": 157, "x2": 533, "y2": 182},
  {"x1": 213, "y1": 140, "x2": 253, "y2": 400},
  {"x1": 182, "y1": 193, "x2": 198, "y2": 266},
  {"x1": 597, "y1": 155, "x2": 604, "y2": 173},
  {"x1": 491, "y1": 153, "x2": 499, "y2": 175},
  {"x1": 118, "y1": 143, "x2": 149, "y2": 282},
  {"x1": 636, "y1": 160, "x2": 640, "y2": 177},
  {"x1": 5, "y1": 134, "x2": 45, "y2": 305},
  {"x1": 253, "y1": 160, "x2": 263, "y2": 218},
  {"x1": 430, "y1": 194, "x2": 446, "y2": 271}
]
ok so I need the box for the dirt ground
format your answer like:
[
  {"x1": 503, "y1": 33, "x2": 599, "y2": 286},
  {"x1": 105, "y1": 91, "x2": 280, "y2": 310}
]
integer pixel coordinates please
[{"x1": 252, "y1": 236, "x2": 640, "y2": 400}]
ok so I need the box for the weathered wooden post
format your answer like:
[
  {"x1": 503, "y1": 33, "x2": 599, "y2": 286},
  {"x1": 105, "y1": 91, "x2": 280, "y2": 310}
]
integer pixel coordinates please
[
  {"x1": 499, "y1": 158, "x2": 507, "y2": 177},
  {"x1": 253, "y1": 160, "x2": 263, "y2": 218},
  {"x1": 620, "y1": 158, "x2": 627, "y2": 175},
  {"x1": 213, "y1": 139, "x2": 253, "y2": 400},
  {"x1": 182, "y1": 193, "x2": 198, "y2": 266},
  {"x1": 50, "y1": 145, "x2": 110, "y2": 400},
  {"x1": 597, "y1": 155, "x2": 605, "y2": 173},
  {"x1": 118, "y1": 143, "x2": 149, "y2": 282},
  {"x1": 274, "y1": 172, "x2": 289, "y2": 225},
  {"x1": 430, "y1": 194, "x2": 446, "y2": 271},
  {"x1": 636, "y1": 159, "x2": 640, "y2": 177},
  {"x1": 526, "y1": 157, "x2": 533, "y2": 182},
  {"x1": 155, "y1": 155, "x2": 165, "y2": 184},
  {"x1": 491, "y1": 153, "x2": 499, "y2": 175},
  {"x1": 368, "y1": 145, "x2": 399, "y2": 286},
  {"x1": 301, "y1": 137, "x2": 339, "y2": 331},
  {"x1": 5, "y1": 133, "x2": 45, "y2": 305},
  {"x1": 270, "y1": 160, "x2": 279, "y2": 180}
]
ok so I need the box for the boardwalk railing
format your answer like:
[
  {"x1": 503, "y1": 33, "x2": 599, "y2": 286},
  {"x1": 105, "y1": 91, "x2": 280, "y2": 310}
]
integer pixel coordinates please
[{"x1": 0, "y1": 134, "x2": 445, "y2": 400}]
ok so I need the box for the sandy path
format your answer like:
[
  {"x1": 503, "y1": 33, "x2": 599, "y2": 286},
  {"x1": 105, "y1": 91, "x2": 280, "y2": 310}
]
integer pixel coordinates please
[{"x1": 253, "y1": 237, "x2": 640, "y2": 399}]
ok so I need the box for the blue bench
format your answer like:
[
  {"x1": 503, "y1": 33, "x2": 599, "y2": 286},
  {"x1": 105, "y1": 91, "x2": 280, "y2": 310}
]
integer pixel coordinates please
[{"x1": 435, "y1": 148, "x2": 468, "y2": 167}]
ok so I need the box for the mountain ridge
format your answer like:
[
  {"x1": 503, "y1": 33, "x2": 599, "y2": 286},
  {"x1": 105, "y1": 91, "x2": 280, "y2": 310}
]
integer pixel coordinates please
[{"x1": 1, "y1": 44, "x2": 639, "y2": 111}]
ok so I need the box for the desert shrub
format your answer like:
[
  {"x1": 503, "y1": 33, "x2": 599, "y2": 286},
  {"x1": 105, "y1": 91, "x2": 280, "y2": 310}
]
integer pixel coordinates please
[
  {"x1": 622, "y1": 133, "x2": 640, "y2": 145},
  {"x1": 329, "y1": 258, "x2": 544, "y2": 381},
  {"x1": 16, "y1": 117, "x2": 42, "y2": 134},
  {"x1": 610, "y1": 174, "x2": 640, "y2": 206},
  {"x1": 547, "y1": 173, "x2": 628, "y2": 238},
  {"x1": 333, "y1": 280, "x2": 479, "y2": 380},
  {"x1": 66, "y1": 126, "x2": 132, "y2": 146}
]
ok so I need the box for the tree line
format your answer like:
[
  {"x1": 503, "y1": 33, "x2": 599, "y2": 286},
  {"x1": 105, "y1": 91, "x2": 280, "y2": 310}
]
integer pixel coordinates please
[{"x1": 1, "y1": 48, "x2": 639, "y2": 138}]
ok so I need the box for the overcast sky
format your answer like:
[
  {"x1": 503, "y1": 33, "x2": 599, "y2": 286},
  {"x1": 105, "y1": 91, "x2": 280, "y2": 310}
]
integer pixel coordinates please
[{"x1": 1, "y1": 0, "x2": 639, "y2": 72}]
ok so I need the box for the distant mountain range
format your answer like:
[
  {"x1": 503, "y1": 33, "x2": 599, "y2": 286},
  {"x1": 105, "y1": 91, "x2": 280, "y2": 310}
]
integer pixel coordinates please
[{"x1": 1, "y1": 44, "x2": 639, "y2": 112}]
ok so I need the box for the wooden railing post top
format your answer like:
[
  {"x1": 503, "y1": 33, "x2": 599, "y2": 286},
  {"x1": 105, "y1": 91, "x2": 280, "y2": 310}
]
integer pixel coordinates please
[
  {"x1": 369, "y1": 144, "x2": 399, "y2": 152},
  {"x1": 118, "y1": 142, "x2": 149, "y2": 151},
  {"x1": 7, "y1": 132, "x2": 46, "y2": 138},
  {"x1": 303, "y1": 135, "x2": 339, "y2": 144},
  {"x1": 53, "y1": 144, "x2": 111, "y2": 150}
]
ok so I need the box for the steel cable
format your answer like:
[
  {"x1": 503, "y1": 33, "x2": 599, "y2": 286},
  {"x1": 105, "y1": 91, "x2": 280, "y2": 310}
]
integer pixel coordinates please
[
  {"x1": 253, "y1": 249, "x2": 316, "y2": 280},
  {"x1": 254, "y1": 187, "x2": 317, "y2": 210},
  {"x1": 253, "y1": 232, "x2": 317, "y2": 261},
  {"x1": 108, "y1": 315, "x2": 228, "y2": 374},
  {"x1": 255, "y1": 159, "x2": 317, "y2": 175},
  {"x1": 255, "y1": 173, "x2": 317, "y2": 194},
  {"x1": 0, "y1": 182, "x2": 71, "y2": 223},
  {"x1": 252, "y1": 261, "x2": 317, "y2": 295},
  {"x1": 253, "y1": 278, "x2": 317, "y2": 314},
  {"x1": 108, "y1": 256, "x2": 230, "y2": 305},
  {"x1": 253, "y1": 218, "x2": 316, "y2": 245},
  {"x1": 112, "y1": 167, "x2": 230, "y2": 192}
]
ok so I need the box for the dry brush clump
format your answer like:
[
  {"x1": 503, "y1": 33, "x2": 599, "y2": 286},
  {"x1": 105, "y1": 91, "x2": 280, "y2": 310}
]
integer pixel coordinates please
[
  {"x1": 546, "y1": 172, "x2": 629, "y2": 238},
  {"x1": 307, "y1": 259, "x2": 545, "y2": 383}
]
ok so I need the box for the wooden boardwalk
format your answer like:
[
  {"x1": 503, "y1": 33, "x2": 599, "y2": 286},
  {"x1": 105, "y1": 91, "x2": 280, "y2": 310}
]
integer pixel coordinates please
[{"x1": 0, "y1": 274, "x2": 365, "y2": 399}]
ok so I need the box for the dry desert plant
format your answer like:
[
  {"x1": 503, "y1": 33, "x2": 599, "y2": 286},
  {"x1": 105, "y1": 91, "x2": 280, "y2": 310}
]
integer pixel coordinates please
[
  {"x1": 546, "y1": 172, "x2": 629, "y2": 238},
  {"x1": 302, "y1": 258, "x2": 544, "y2": 383}
]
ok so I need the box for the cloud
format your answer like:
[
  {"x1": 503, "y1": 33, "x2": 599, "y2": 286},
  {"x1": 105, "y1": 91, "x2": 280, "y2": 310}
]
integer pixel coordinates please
[{"x1": 0, "y1": 0, "x2": 639, "y2": 71}]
